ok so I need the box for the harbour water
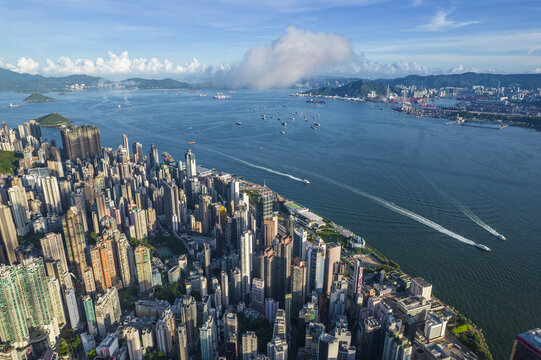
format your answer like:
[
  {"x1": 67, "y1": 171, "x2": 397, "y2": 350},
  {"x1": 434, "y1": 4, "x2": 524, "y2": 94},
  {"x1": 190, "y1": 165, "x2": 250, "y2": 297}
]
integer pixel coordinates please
[{"x1": 2, "y1": 89, "x2": 540, "y2": 359}]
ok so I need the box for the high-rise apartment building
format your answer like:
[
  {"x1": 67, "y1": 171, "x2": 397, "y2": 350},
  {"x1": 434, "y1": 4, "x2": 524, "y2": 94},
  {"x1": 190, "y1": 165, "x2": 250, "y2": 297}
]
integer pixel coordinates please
[
  {"x1": 94, "y1": 287, "x2": 121, "y2": 338},
  {"x1": 242, "y1": 331, "x2": 257, "y2": 360},
  {"x1": 8, "y1": 185, "x2": 29, "y2": 235},
  {"x1": 134, "y1": 246, "x2": 153, "y2": 296},
  {"x1": 62, "y1": 206, "x2": 87, "y2": 278},
  {"x1": 0, "y1": 204, "x2": 19, "y2": 265},
  {"x1": 60, "y1": 124, "x2": 102, "y2": 161},
  {"x1": 40, "y1": 232, "x2": 69, "y2": 273},
  {"x1": 41, "y1": 176, "x2": 63, "y2": 214}
]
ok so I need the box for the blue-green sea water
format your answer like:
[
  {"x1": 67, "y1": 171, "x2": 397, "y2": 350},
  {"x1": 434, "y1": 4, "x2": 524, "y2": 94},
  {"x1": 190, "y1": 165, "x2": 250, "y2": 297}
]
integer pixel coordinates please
[{"x1": 1, "y1": 89, "x2": 540, "y2": 359}]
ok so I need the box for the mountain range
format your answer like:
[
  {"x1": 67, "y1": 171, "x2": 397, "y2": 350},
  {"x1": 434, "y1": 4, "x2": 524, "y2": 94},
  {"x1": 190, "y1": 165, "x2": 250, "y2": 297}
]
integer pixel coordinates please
[{"x1": 1, "y1": 67, "x2": 541, "y2": 92}]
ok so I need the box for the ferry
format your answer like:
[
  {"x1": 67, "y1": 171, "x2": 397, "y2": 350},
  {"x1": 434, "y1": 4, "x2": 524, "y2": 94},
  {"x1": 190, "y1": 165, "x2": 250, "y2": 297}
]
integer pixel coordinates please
[
  {"x1": 213, "y1": 93, "x2": 231, "y2": 99},
  {"x1": 474, "y1": 244, "x2": 491, "y2": 252},
  {"x1": 8, "y1": 103, "x2": 24, "y2": 108},
  {"x1": 302, "y1": 179, "x2": 310, "y2": 184}
]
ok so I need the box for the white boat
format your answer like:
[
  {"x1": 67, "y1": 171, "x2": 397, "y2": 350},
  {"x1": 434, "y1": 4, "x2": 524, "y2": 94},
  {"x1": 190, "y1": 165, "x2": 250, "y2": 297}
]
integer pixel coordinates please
[
  {"x1": 474, "y1": 244, "x2": 491, "y2": 252},
  {"x1": 280, "y1": 130, "x2": 285, "y2": 135},
  {"x1": 302, "y1": 179, "x2": 310, "y2": 184},
  {"x1": 497, "y1": 234, "x2": 507, "y2": 241}
]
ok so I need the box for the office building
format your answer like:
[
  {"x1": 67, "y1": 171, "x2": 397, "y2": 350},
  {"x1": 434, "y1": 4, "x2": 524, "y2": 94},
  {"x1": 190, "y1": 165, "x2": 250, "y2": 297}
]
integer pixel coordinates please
[
  {"x1": 324, "y1": 243, "x2": 341, "y2": 296},
  {"x1": 410, "y1": 277, "x2": 432, "y2": 300},
  {"x1": 185, "y1": 148, "x2": 197, "y2": 178}
]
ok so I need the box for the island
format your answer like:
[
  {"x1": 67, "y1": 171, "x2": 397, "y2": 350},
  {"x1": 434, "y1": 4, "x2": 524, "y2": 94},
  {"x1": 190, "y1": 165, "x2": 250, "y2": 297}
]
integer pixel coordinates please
[
  {"x1": 24, "y1": 93, "x2": 57, "y2": 102},
  {"x1": 35, "y1": 112, "x2": 72, "y2": 127}
]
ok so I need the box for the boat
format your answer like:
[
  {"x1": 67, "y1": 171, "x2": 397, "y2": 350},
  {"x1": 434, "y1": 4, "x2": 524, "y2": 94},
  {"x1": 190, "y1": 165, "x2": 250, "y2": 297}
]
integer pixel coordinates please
[
  {"x1": 474, "y1": 244, "x2": 491, "y2": 252},
  {"x1": 314, "y1": 122, "x2": 320, "y2": 126},
  {"x1": 311, "y1": 126, "x2": 317, "y2": 130},
  {"x1": 280, "y1": 130, "x2": 285, "y2": 134},
  {"x1": 497, "y1": 234, "x2": 507, "y2": 241},
  {"x1": 302, "y1": 179, "x2": 310, "y2": 184},
  {"x1": 236, "y1": 122, "x2": 242, "y2": 126},
  {"x1": 194, "y1": 130, "x2": 200, "y2": 134},
  {"x1": 259, "y1": 147, "x2": 263, "y2": 151},
  {"x1": 188, "y1": 91, "x2": 198, "y2": 93},
  {"x1": 199, "y1": 94, "x2": 208, "y2": 97},
  {"x1": 187, "y1": 141, "x2": 196, "y2": 145},
  {"x1": 306, "y1": 99, "x2": 326, "y2": 104},
  {"x1": 281, "y1": 122, "x2": 287, "y2": 126},
  {"x1": 8, "y1": 104, "x2": 24, "y2": 108},
  {"x1": 213, "y1": 93, "x2": 231, "y2": 99}
]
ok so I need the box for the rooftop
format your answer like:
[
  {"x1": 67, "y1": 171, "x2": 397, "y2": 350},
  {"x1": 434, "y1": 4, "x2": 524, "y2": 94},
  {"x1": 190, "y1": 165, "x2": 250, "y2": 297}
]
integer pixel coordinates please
[{"x1": 517, "y1": 328, "x2": 541, "y2": 352}]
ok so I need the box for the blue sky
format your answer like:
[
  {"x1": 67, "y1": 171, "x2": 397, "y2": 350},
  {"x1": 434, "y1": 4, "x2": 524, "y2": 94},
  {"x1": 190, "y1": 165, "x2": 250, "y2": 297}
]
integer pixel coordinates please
[{"x1": 0, "y1": 0, "x2": 540, "y2": 79}]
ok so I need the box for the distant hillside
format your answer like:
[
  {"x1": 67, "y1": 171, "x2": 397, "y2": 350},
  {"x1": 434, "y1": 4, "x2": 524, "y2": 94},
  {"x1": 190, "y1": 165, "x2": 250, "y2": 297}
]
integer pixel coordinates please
[
  {"x1": 304, "y1": 79, "x2": 392, "y2": 98},
  {"x1": 373, "y1": 72, "x2": 541, "y2": 90},
  {"x1": 35, "y1": 112, "x2": 72, "y2": 127},
  {"x1": 0, "y1": 150, "x2": 21, "y2": 175},
  {"x1": 120, "y1": 78, "x2": 191, "y2": 89},
  {"x1": 0, "y1": 68, "x2": 105, "y2": 92},
  {"x1": 24, "y1": 93, "x2": 57, "y2": 102}
]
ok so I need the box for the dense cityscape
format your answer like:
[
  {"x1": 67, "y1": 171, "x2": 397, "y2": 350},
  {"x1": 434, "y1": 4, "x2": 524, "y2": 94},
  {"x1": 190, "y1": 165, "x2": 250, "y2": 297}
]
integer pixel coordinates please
[{"x1": 0, "y1": 116, "x2": 538, "y2": 360}]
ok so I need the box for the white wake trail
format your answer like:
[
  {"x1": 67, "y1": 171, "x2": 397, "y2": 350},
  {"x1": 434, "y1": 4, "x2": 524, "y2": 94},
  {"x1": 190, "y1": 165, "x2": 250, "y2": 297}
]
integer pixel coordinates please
[{"x1": 458, "y1": 204, "x2": 505, "y2": 239}]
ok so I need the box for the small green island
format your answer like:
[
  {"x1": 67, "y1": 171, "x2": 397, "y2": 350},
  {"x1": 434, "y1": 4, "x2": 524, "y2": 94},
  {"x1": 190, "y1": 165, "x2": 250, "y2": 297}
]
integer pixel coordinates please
[
  {"x1": 35, "y1": 112, "x2": 72, "y2": 127},
  {"x1": 24, "y1": 93, "x2": 57, "y2": 102}
]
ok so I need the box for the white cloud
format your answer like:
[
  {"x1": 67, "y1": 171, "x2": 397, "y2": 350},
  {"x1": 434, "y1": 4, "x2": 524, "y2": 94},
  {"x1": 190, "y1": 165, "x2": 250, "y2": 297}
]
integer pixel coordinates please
[
  {"x1": 534, "y1": 68, "x2": 541, "y2": 73},
  {"x1": 417, "y1": 10, "x2": 479, "y2": 32},
  {"x1": 232, "y1": 26, "x2": 353, "y2": 89},
  {"x1": 412, "y1": 0, "x2": 422, "y2": 6},
  {"x1": 41, "y1": 51, "x2": 211, "y2": 76},
  {"x1": 446, "y1": 64, "x2": 480, "y2": 74},
  {"x1": 6, "y1": 57, "x2": 40, "y2": 74}
]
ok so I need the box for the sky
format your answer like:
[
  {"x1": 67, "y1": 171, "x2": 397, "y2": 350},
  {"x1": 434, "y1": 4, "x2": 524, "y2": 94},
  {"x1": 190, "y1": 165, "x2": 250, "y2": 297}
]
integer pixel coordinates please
[{"x1": 0, "y1": 0, "x2": 540, "y2": 84}]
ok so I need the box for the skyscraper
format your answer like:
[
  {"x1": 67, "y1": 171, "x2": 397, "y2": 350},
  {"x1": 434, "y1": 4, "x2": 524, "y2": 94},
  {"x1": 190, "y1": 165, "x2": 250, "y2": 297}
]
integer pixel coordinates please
[
  {"x1": 134, "y1": 246, "x2": 153, "y2": 296},
  {"x1": 41, "y1": 176, "x2": 63, "y2": 214},
  {"x1": 60, "y1": 124, "x2": 102, "y2": 161},
  {"x1": 8, "y1": 185, "x2": 29, "y2": 235},
  {"x1": 242, "y1": 332, "x2": 257, "y2": 360},
  {"x1": 510, "y1": 328, "x2": 541, "y2": 360},
  {"x1": 273, "y1": 235, "x2": 292, "y2": 303},
  {"x1": 324, "y1": 243, "x2": 341, "y2": 296},
  {"x1": 306, "y1": 241, "x2": 326, "y2": 294},
  {"x1": 291, "y1": 258, "x2": 306, "y2": 319},
  {"x1": 177, "y1": 324, "x2": 188, "y2": 360},
  {"x1": 122, "y1": 134, "x2": 130, "y2": 158},
  {"x1": 62, "y1": 206, "x2": 87, "y2": 278},
  {"x1": 180, "y1": 296, "x2": 197, "y2": 348},
  {"x1": 40, "y1": 232, "x2": 69, "y2": 273},
  {"x1": 82, "y1": 295, "x2": 98, "y2": 336},
  {"x1": 132, "y1": 142, "x2": 144, "y2": 164},
  {"x1": 200, "y1": 316, "x2": 216, "y2": 360},
  {"x1": 150, "y1": 144, "x2": 159, "y2": 168},
  {"x1": 94, "y1": 287, "x2": 121, "y2": 338},
  {"x1": 123, "y1": 326, "x2": 143, "y2": 360},
  {"x1": 185, "y1": 148, "x2": 196, "y2": 178},
  {"x1": 0, "y1": 204, "x2": 19, "y2": 265},
  {"x1": 256, "y1": 188, "x2": 273, "y2": 230},
  {"x1": 240, "y1": 230, "x2": 253, "y2": 297}
]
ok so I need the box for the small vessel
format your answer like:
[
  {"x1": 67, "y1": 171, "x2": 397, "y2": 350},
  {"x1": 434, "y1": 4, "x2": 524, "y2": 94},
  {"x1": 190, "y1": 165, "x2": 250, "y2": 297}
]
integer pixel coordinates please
[
  {"x1": 306, "y1": 99, "x2": 325, "y2": 104},
  {"x1": 199, "y1": 94, "x2": 208, "y2": 97},
  {"x1": 259, "y1": 147, "x2": 263, "y2": 151},
  {"x1": 280, "y1": 130, "x2": 285, "y2": 135},
  {"x1": 314, "y1": 122, "x2": 320, "y2": 126},
  {"x1": 188, "y1": 91, "x2": 198, "y2": 93},
  {"x1": 302, "y1": 179, "x2": 310, "y2": 184},
  {"x1": 213, "y1": 93, "x2": 231, "y2": 99},
  {"x1": 8, "y1": 103, "x2": 24, "y2": 108},
  {"x1": 311, "y1": 126, "x2": 317, "y2": 130},
  {"x1": 281, "y1": 122, "x2": 287, "y2": 126},
  {"x1": 497, "y1": 234, "x2": 507, "y2": 241},
  {"x1": 194, "y1": 130, "x2": 200, "y2": 134},
  {"x1": 474, "y1": 244, "x2": 491, "y2": 252},
  {"x1": 187, "y1": 141, "x2": 196, "y2": 145},
  {"x1": 236, "y1": 122, "x2": 242, "y2": 126}
]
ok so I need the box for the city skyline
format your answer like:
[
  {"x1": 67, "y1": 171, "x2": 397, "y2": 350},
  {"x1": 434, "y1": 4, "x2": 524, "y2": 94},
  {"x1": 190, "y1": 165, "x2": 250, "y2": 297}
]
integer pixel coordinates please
[{"x1": 1, "y1": 0, "x2": 540, "y2": 84}]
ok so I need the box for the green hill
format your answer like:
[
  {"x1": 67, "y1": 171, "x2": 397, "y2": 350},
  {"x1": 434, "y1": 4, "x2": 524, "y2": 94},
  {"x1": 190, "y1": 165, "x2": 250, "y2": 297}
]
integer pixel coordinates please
[
  {"x1": 24, "y1": 93, "x2": 57, "y2": 102},
  {"x1": 120, "y1": 78, "x2": 191, "y2": 89},
  {"x1": 0, "y1": 150, "x2": 21, "y2": 174},
  {"x1": 35, "y1": 112, "x2": 72, "y2": 127},
  {"x1": 304, "y1": 79, "x2": 392, "y2": 98},
  {"x1": 373, "y1": 72, "x2": 541, "y2": 89}
]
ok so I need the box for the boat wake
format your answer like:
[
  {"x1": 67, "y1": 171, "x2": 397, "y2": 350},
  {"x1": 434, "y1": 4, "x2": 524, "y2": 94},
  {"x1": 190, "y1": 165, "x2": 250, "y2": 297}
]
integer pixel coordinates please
[
  {"x1": 202, "y1": 147, "x2": 306, "y2": 183},
  {"x1": 457, "y1": 204, "x2": 506, "y2": 240}
]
